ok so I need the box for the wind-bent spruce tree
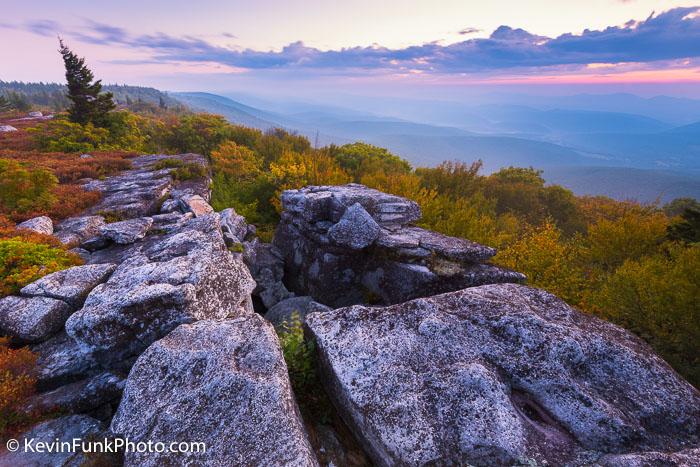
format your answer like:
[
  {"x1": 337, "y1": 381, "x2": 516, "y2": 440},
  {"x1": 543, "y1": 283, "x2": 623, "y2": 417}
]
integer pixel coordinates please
[{"x1": 59, "y1": 38, "x2": 115, "y2": 126}]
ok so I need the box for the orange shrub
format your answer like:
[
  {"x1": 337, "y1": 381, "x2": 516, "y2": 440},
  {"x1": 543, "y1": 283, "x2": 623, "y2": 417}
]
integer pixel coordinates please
[{"x1": 0, "y1": 337, "x2": 37, "y2": 437}]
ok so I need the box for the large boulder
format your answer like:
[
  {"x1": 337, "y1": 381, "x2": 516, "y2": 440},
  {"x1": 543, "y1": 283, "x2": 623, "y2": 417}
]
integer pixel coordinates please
[
  {"x1": 0, "y1": 415, "x2": 106, "y2": 466},
  {"x1": 17, "y1": 215, "x2": 53, "y2": 235},
  {"x1": 306, "y1": 284, "x2": 700, "y2": 466},
  {"x1": 20, "y1": 263, "x2": 116, "y2": 308},
  {"x1": 0, "y1": 296, "x2": 72, "y2": 343},
  {"x1": 65, "y1": 214, "x2": 256, "y2": 364},
  {"x1": 274, "y1": 184, "x2": 523, "y2": 307},
  {"x1": 99, "y1": 217, "x2": 153, "y2": 244},
  {"x1": 111, "y1": 316, "x2": 318, "y2": 466}
]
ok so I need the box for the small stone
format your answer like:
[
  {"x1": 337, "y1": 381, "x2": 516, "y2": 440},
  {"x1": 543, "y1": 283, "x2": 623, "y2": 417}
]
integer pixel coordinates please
[
  {"x1": 328, "y1": 203, "x2": 381, "y2": 250},
  {"x1": 0, "y1": 125, "x2": 18, "y2": 132},
  {"x1": 0, "y1": 296, "x2": 72, "y2": 343},
  {"x1": 178, "y1": 194, "x2": 214, "y2": 217},
  {"x1": 17, "y1": 216, "x2": 53, "y2": 235},
  {"x1": 264, "y1": 296, "x2": 331, "y2": 327}
]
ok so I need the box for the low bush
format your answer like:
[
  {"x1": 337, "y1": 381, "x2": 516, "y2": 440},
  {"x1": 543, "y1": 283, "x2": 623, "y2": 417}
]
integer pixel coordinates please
[
  {"x1": 0, "y1": 337, "x2": 37, "y2": 438},
  {"x1": 0, "y1": 236, "x2": 82, "y2": 296}
]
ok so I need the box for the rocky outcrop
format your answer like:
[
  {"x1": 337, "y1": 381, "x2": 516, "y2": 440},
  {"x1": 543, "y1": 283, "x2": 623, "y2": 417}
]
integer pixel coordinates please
[
  {"x1": 17, "y1": 215, "x2": 53, "y2": 235},
  {"x1": 274, "y1": 184, "x2": 524, "y2": 307},
  {"x1": 306, "y1": 284, "x2": 700, "y2": 466},
  {"x1": 2, "y1": 153, "x2": 257, "y2": 438},
  {"x1": 66, "y1": 213, "x2": 255, "y2": 365},
  {"x1": 0, "y1": 124, "x2": 18, "y2": 132},
  {"x1": 111, "y1": 316, "x2": 318, "y2": 466}
]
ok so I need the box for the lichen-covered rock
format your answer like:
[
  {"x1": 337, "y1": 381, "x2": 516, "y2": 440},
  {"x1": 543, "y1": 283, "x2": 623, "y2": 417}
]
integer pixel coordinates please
[
  {"x1": 159, "y1": 198, "x2": 180, "y2": 213},
  {"x1": 65, "y1": 214, "x2": 256, "y2": 364},
  {"x1": 0, "y1": 296, "x2": 72, "y2": 343},
  {"x1": 274, "y1": 184, "x2": 523, "y2": 307},
  {"x1": 178, "y1": 194, "x2": 214, "y2": 217},
  {"x1": 55, "y1": 216, "x2": 105, "y2": 246},
  {"x1": 0, "y1": 124, "x2": 18, "y2": 132},
  {"x1": 328, "y1": 202, "x2": 381, "y2": 250},
  {"x1": 306, "y1": 284, "x2": 700, "y2": 466},
  {"x1": 31, "y1": 332, "x2": 100, "y2": 391},
  {"x1": 24, "y1": 372, "x2": 125, "y2": 416},
  {"x1": 20, "y1": 263, "x2": 116, "y2": 308},
  {"x1": 597, "y1": 448, "x2": 700, "y2": 466},
  {"x1": 99, "y1": 217, "x2": 153, "y2": 244},
  {"x1": 0, "y1": 415, "x2": 105, "y2": 466},
  {"x1": 111, "y1": 316, "x2": 318, "y2": 467},
  {"x1": 264, "y1": 296, "x2": 331, "y2": 327},
  {"x1": 17, "y1": 215, "x2": 53, "y2": 235}
]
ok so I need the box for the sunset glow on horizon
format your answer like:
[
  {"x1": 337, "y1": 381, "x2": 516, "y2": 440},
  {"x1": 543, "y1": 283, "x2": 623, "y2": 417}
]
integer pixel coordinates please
[{"x1": 2, "y1": 0, "x2": 700, "y2": 97}]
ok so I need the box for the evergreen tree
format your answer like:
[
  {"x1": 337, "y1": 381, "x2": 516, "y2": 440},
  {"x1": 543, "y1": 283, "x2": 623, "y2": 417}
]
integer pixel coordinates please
[
  {"x1": 0, "y1": 95, "x2": 9, "y2": 112},
  {"x1": 59, "y1": 38, "x2": 115, "y2": 126}
]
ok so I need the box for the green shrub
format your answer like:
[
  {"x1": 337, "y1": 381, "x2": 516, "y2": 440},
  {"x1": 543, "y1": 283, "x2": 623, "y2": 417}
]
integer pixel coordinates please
[
  {"x1": 0, "y1": 238, "x2": 82, "y2": 296},
  {"x1": 153, "y1": 158, "x2": 207, "y2": 181}
]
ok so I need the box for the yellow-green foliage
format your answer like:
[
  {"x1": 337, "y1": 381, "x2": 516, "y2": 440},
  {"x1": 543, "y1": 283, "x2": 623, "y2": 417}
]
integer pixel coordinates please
[
  {"x1": 588, "y1": 244, "x2": 699, "y2": 384},
  {"x1": 278, "y1": 313, "x2": 316, "y2": 398},
  {"x1": 31, "y1": 112, "x2": 147, "y2": 153},
  {"x1": 0, "y1": 159, "x2": 57, "y2": 214},
  {"x1": 0, "y1": 237, "x2": 82, "y2": 296}
]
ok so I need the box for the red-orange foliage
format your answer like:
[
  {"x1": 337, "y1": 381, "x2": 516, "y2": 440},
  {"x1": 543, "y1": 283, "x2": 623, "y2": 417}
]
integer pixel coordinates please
[{"x1": 0, "y1": 337, "x2": 38, "y2": 437}]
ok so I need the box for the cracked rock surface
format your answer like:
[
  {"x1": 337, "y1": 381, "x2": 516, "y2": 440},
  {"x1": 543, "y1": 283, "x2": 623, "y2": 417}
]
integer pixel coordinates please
[{"x1": 306, "y1": 283, "x2": 700, "y2": 466}]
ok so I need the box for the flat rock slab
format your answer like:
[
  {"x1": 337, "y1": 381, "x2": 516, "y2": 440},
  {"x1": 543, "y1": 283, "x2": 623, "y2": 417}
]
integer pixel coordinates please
[
  {"x1": 21, "y1": 263, "x2": 116, "y2": 308},
  {"x1": 111, "y1": 316, "x2": 318, "y2": 467},
  {"x1": 100, "y1": 217, "x2": 153, "y2": 244},
  {"x1": 25, "y1": 371, "x2": 125, "y2": 415},
  {"x1": 377, "y1": 226, "x2": 496, "y2": 262},
  {"x1": 17, "y1": 215, "x2": 53, "y2": 235},
  {"x1": 0, "y1": 296, "x2": 72, "y2": 343},
  {"x1": 0, "y1": 415, "x2": 104, "y2": 466},
  {"x1": 306, "y1": 284, "x2": 700, "y2": 466}
]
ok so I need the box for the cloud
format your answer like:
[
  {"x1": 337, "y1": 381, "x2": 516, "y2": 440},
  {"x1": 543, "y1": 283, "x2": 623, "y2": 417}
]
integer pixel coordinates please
[
  {"x1": 13, "y1": 7, "x2": 700, "y2": 75},
  {"x1": 24, "y1": 19, "x2": 61, "y2": 37},
  {"x1": 458, "y1": 27, "x2": 481, "y2": 35}
]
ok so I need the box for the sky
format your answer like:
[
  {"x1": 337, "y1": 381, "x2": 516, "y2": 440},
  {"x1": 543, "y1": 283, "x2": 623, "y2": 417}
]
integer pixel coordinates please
[{"x1": 2, "y1": 0, "x2": 700, "y2": 99}]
